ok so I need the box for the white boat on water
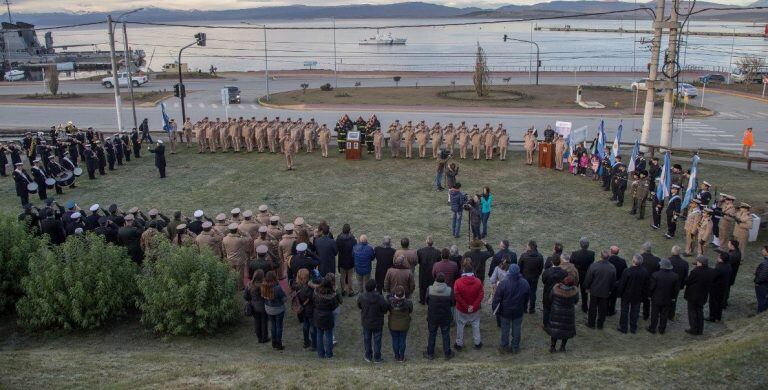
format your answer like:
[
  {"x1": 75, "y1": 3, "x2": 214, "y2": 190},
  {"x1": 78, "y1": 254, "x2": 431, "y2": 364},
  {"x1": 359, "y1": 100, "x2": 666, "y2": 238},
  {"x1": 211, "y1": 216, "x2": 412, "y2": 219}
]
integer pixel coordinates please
[
  {"x1": 359, "y1": 31, "x2": 406, "y2": 45},
  {"x1": 4, "y1": 69, "x2": 25, "y2": 81}
]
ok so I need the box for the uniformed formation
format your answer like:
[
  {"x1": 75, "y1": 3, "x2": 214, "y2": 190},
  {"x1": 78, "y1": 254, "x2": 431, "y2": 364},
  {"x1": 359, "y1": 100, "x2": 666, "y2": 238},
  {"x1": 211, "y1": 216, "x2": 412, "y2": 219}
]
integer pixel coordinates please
[{"x1": 5, "y1": 121, "x2": 168, "y2": 206}]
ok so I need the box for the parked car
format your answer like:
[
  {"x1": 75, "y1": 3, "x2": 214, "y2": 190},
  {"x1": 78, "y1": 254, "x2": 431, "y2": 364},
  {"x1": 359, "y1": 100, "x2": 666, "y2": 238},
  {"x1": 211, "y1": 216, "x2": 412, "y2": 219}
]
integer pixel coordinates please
[
  {"x1": 102, "y1": 72, "x2": 148, "y2": 88},
  {"x1": 224, "y1": 86, "x2": 241, "y2": 104},
  {"x1": 698, "y1": 74, "x2": 726, "y2": 84},
  {"x1": 730, "y1": 70, "x2": 767, "y2": 84},
  {"x1": 675, "y1": 83, "x2": 698, "y2": 98},
  {"x1": 630, "y1": 78, "x2": 663, "y2": 92},
  {"x1": 3, "y1": 69, "x2": 25, "y2": 81}
]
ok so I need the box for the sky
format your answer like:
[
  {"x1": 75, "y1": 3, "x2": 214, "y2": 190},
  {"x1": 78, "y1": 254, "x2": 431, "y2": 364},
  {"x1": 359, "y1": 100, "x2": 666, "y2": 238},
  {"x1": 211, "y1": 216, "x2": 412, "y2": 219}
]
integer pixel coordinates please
[{"x1": 6, "y1": 0, "x2": 757, "y2": 13}]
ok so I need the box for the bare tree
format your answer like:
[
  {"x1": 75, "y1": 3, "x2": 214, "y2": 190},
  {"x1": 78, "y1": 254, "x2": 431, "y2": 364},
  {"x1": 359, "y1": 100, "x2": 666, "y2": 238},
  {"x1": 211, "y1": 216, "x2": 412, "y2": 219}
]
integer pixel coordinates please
[
  {"x1": 393, "y1": 76, "x2": 401, "y2": 87},
  {"x1": 473, "y1": 44, "x2": 490, "y2": 97},
  {"x1": 735, "y1": 55, "x2": 766, "y2": 87},
  {"x1": 46, "y1": 64, "x2": 59, "y2": 96},
  {"x1": 300, "y1": 83, "x2": 309, "y2": 94}
]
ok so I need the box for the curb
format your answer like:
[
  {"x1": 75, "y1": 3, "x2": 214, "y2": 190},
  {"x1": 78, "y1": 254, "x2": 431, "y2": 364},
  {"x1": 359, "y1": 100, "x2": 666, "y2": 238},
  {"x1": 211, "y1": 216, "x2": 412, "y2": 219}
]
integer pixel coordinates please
[{"x1": 708, "y1": 89, "x2": 768, "y2": 103}]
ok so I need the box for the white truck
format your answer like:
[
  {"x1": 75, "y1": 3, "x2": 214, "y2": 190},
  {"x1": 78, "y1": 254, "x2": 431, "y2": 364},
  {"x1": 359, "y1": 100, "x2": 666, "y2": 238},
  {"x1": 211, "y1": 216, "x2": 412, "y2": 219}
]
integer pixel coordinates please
[{"x1": 101, "y1": 72, "x2": 148, "y2": 88}]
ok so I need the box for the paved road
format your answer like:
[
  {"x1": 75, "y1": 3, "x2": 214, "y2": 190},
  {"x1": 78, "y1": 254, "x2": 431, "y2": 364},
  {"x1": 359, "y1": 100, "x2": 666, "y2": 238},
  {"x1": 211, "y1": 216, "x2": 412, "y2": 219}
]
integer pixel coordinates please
[{"x1": 1, "y1": 73, "x2": 765, "y2": 156}]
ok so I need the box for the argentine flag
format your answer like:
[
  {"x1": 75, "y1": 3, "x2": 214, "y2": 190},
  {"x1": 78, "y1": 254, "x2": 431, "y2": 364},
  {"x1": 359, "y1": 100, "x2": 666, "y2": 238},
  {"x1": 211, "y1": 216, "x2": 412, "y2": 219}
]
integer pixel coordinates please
[
  {"x1": 681, "y1": 154, "x2": 700, "y2": 209},
  {"x1": 627, "y1": 139, "x2": 640, "y2": 172},
  {"x1": 610, "y1": 122, "x2": 623, "y2": 166},
  {"x1": 656, "y1": 151, "x2": 672, "y2": 200},
  {"x1": 160, "y1": 102, "x2": 171, "y2": 133},
  {"x1": 596, "y1": 119, "x2": 606, "y2": 175}
]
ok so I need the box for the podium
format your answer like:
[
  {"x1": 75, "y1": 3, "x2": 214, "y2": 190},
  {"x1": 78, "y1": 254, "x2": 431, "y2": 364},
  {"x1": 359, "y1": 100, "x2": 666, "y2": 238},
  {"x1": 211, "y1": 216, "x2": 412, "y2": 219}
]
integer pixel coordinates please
[
  {"x1": 346, "y1": 131, "x2": 362, "y2": 160},
  {"x1": 538, "y1": 142, "x2": 555, "y2": 169}
]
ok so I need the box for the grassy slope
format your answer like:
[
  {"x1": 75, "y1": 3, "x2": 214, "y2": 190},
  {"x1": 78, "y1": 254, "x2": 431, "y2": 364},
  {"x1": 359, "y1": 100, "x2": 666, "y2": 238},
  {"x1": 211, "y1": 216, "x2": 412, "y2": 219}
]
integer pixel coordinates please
[{"x1": 0, "y1": 146, "x2": 766, "y2": 388}]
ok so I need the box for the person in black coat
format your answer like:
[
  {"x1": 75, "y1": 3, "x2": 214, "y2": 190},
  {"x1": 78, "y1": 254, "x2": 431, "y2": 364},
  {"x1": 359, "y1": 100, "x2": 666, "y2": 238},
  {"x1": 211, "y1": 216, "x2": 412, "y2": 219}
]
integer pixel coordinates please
[
  {"x1": 12, "y1": 163, "x2": 32, "y2": 206},
  {"x1": 583, "y1": 251, "x2": 616, "y2": 329},
  {"x1": 667, "y1": 245, "x2": 689, "y2": 320},
  {"x1": 314, "y1": 226, "x2": 338, "y2": 278},
  {"x1": 0, "y1": 144, "x2": 8, "y2": 177},
  {"x1": 570, "y1": 237, "x2": 595, "y2": 313},
  {"x1": 105, "y1": 139, "x2": 116, "y2": 171},
  {"x1": 685, "y1": 256, "x2": 714, "y2": 335},
  {"x1": 148, "y1": 140, "x2": 167, "y2": 178},
  {"x1": 94, "y1": 142, "x2": 106, "y2": 175},
  {"x1": 545, "y1": 277, "x2": 579, "y2": 353},
  {"x1": 373, "y1": 237, "x2": 396, "y2": 293},
  {"x1": 30, "y1": 160, "x2": 48, "y2": 201},
  {"x1": 544, "y1": 242, "x2": 563, "y2": 269},
  {"x1": 518, "y1": 240, "x2": 544, "y2": 313},
  {"x1": 541, "y1": 255, "x2": 568, "y2": 326},
  {"x1": 357, "y1": 279, "x2": 389, "y2": 363},
  {"x1": 335, "y1": 224, "x2": 357, "y2": 296},
  {"x1": 94, "y1": 216, "x2": 119, "y2": 245},
  {"x1": 616, "y1": 254, "x2": 649, "y2": 334},
  {"x1": 121, "y1": 133, "x2": 132, "y2": 162},
  {"x1": 640, "y1": 242, "x2": 661, "y2": 320},
  {"x1": 40, "y1": 211, "x2": 66, "y2": 245},
  {"x1": 606, "y1": 246, "x2": 627, "y2": 316},
  {"x1": 718, "y1": 240, "x2": 741, "y2": 308},
  {"x1": 416, "y1": 237, "x2": 441, "y2": 304},
  {"x1": 489, "y1": 240, "x2": 517, "y2": 277},
  {"x1": 665, "y1": 185, "x2": 682, "y2": 239},
  {"x1": 130, "y1": 128, "x2": 141, "y2": 158},
  {"x1": 118, "y1": 215, "x2": 144, "y2": 265},
  {"x1": 646, "y1": 258, "x2": 679, "y2": 334},
  {"x1": 84, "y1": 145, "x2": 97, "y2": 180},
  {"x1": 707, "y1": 251, "x2": 732, "y2": 322},
  {"x1": 139, "y1": 118, "x2": 152, "y2": 143}
]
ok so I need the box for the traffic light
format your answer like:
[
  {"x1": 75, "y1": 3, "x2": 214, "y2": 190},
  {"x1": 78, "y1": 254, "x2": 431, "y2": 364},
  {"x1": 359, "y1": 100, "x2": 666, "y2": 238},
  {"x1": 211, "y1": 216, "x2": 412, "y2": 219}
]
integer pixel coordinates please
[
  {"x1": 173, "y1": 83, "x2": 186, "y2": 98},
  {"x1": 195, "y1": 32, "x2": 206, "y2": 47}
]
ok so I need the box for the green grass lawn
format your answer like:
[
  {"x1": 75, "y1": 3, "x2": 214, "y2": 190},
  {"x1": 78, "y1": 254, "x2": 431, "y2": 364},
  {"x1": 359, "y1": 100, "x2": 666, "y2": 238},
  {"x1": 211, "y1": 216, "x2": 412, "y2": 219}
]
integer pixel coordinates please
[{"x1": 1, "y1": 144, "x2": 766, "y2": 388}]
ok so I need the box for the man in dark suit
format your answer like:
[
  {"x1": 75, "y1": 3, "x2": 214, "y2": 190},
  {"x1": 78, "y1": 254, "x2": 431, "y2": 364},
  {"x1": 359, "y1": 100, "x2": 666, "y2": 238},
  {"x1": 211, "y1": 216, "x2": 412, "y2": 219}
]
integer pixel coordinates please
[
  {"x1": 640, "y1": 241, "x2": 661, "y2": 320},
  {"x1": 646, "y1": 258, "x2": 679, "y2": 334},
  {"x1": 30, "y1": 159, "x2": 48, "y2": 201},
  {"x1": 148, "y1": 140, "x2": 167, "y2": 178},
  {"x1": 12, "y1": 162, "x2": 32, "y2": 206},
  {"x1": 570, "y1": 237, "x2": 595, "y2": 313},
  {"x1": 685, "y1": 256, "x2": 714, "y2": 335},
  {"x1": 606, "y1": 245, "x2": 627, "y2": 316},
  {"x1": 667, "y1": 245, "x2": 689, "y2": 320},
  {"x1": 615, "y1": 254, "x2": 649, "y2": 334}
]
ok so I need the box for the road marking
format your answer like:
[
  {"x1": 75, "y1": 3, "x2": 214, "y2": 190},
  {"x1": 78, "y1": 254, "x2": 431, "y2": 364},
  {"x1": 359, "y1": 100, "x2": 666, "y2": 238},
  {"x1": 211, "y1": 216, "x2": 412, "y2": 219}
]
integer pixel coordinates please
[
  {"x1": 198, "y1": 103, "x2": 205, "y2": 108},
  {"x1": 715, "y1": 134, "x2": 734, "y2": 137},
  {"x1": 754, "y1": 112, "x2": 768, "y2": 118},
  {"x1": 187, "y1": 103, "x2": 192, "y2": 108},
  {"x1": 238, "y1": 105, "x2": 244, "y2": 110},
  {"x1": 173, "y1": 102, "x2": 179, "y2": 108},
  {"x1": 211, "y1": 104, "x2": 218, "y2": 108}
]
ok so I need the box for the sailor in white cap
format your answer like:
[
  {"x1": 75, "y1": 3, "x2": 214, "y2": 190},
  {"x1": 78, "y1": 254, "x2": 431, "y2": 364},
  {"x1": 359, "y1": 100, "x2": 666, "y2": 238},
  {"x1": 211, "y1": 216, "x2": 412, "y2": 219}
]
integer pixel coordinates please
[
  {"x1": 187, "y1": 209, "x2": 210, "y2": 235},
  {"x1": 696, "y1": 181, "x2": 712, "y2": 208},
  {"x1": 148, "y1": 137, "x2": 167, "y2": 178},
  {"x1": 287, "y1": 242, "x2": 318, "y2": 281}
]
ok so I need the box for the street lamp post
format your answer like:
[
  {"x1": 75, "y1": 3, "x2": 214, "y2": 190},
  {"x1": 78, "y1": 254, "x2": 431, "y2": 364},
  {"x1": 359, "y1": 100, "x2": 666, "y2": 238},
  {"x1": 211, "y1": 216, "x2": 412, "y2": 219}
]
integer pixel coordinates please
[
  {"x1": 503, "y1": 34, "x2": 540, "y2": 85},
  {"x1": 118, "y1": 8, "x2": 144, "y2": 131},
  {"x1": 241, "y1": 22, "x2": 270, "y2": 100}
]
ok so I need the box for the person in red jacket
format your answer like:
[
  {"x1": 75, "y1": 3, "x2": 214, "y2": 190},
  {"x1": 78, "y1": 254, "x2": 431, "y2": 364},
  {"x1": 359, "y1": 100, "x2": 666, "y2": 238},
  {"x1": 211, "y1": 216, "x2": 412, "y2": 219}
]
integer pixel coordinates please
[{"x1": 453, "y1": 259, "x2": 485, "y2": 350}]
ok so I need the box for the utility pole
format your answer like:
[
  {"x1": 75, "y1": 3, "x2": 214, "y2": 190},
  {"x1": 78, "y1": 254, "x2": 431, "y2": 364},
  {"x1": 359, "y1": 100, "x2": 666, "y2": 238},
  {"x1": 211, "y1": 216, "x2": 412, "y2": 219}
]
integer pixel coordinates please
[
  {"x1": 659, "y1": 0, "x2": 681, "y2": 149},
  {"x1": 333, "y1": 18, "x2": 338, "y2": 89},
  {"x1": 122, "y1": 22, "x2": 138, "y2": 131},
  {"x1": 107, "y1": 15, "x2": 123, "y2": 132},
  {"x1": 639, "y1": 0, "x2": 666, "y2": 152},
  {"x1": 263, "y1": 25, "x2": 270, "y2": 100}
]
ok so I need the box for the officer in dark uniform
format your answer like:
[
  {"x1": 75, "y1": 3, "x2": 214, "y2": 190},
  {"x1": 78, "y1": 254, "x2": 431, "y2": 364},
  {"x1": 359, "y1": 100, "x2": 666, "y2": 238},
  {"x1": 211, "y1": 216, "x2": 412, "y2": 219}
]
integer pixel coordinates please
[
  {"x1": 601, "y1": 148, "x2": 612, "y2": 191},
  {"x1": 66, "y1": 138, "x2": 79, "y2": 166},
  {"x1": 40, "y1": 208, "x2": 66, "y2": 245},
  {"x1": 46, "y1": 155, "x2": 64, "y2": 195},
  {"x1": 148, "y1": 139, "x2": 167, "y2": 178},
  {"x1": 94, "y1": 141, "x2": 106, "y2": 175},
  {"x1": 543, "y1": 124, "x2": 555, "y2": 143},
  {"x1": 113, "y1": 135, "x2": 124, "y2": 166},
  {"x1": 613, "y1": 163, "x2": 629, "y2": 207},
  {"x1": 85, "y1": 127, "x2": 95, "y2": 144},
  {"x1": 665, "y1": 185, "x2": 682, "y2": 239},
  {"x1": 10, "y1": 144, "x2": 22, "y2": 167},
  {"x1": 94, "y1": 216, "x2": 119, "y2": 245},
  {"x1": 84, "y1": 144, "x2": 97, "y2": 180},
  {"x1": 121, "y1": 133, "x2": 132, "y2": 162},
  {"x1": 633, "y1": 151, "x2": 647, "y2": 174},
  {"x1": 105, "y1": 139, "x2": 116, "y2": 171},
  {"x1": 85, "y1": 204, "x2": 105, "y2": 231},
  {"x1": 65, "y1": 212, "x2": 85, "y2": 236},
  {"x1": 30, "y1": 159, "x2": 48, "y2": 201},
  {"x1": 610, "y1": 156, "x2": 624, "y2": 201},
  {"x1": 74, "y1": 131, "x2": 86, "y2": 161},
  {"x1": 36, "y1": 140, "x2": 51, "y2": 171},
  {"x1": 118, "y1": 214, "x2": 144, "y2": 264},
  {"x1": 130, "y1": 128, "x2": 141, "y2": 158},
  {"x1": 13, "y1": 162, "x2": 32, "y2": 206},
  {"x1": 0, "y1": 143, "x2": 8, "y2": 177},
  {"x1": 696, "y1": 181, "x2": 712, "y2": 208}
]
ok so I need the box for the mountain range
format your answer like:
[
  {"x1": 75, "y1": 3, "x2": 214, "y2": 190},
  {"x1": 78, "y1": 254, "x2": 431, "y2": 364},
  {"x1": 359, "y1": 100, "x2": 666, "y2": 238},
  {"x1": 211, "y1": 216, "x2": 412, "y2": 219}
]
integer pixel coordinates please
[{"x1": 5, "y1": 1, "x2": 768, "y2": 26}]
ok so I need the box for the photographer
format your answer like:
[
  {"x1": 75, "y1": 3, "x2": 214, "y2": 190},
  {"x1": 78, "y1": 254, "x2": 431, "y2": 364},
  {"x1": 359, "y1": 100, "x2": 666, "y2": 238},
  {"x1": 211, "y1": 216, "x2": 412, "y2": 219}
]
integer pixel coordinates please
[{"x1": 434, "y1": 148, "x2": 450, "y2": 191}]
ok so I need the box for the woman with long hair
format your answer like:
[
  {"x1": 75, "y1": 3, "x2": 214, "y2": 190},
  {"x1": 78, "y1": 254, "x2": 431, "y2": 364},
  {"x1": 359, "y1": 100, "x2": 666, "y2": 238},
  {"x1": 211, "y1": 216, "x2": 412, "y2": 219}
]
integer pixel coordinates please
[
  {"x1": 262, "y1": 270, "x2": 287, "y2": 350},
  {"x1": 294, "y1": 268, "x2": 317, "y2": 351},
  {"x1": 480, "y1": 187, "x2": 493, "y2": 239},
  {"x1": 313, "y1": 275, "x2": 340, "y2": 359},
  {"x1": 244, "y1": 269, "x2": 269, "y2": 343}
]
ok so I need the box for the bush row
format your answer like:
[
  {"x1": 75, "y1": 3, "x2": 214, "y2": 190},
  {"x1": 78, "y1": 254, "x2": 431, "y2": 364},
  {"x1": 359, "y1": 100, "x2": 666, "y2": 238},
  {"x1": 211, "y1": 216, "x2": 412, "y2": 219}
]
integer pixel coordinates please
[{"x1": 0, "y1": 216, "x2": 239, "y2": 336}]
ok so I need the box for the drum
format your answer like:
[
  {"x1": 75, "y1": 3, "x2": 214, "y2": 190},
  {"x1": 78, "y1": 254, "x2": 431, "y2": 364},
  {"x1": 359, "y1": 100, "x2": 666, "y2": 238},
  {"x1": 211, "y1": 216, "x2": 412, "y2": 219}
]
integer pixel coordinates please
[
  {"x1": 56, "y1": 171, "x2": 75, "y2": 187},
  {"x1": 27, "y1": 183, "x2": 38, "y2": 194},
  {"x1": 45, "y1": 178, "x2": 56, "y2": 189},
  {"x1": 73, "y1": 167, "x2": 83, "y2": 177}
]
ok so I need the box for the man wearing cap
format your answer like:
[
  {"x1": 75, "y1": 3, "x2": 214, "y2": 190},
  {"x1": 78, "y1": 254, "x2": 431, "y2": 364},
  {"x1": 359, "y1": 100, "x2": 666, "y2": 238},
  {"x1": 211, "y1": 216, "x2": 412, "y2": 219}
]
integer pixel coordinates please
[
  {"x1": 13, "y1": 162, "x2": 32, "y2": 206},
  {"x1": 629, "y1": 171, "x2": 649, "y2": 219},
  {"x1": 148, "y1": 140, "x2": 166, "y2": 178},
  {"x1": 387, "y1": 121, "x2": 402, "y2": 158},
  {"x1": 684, "y1": 256, "x2": 714, "y2": 335},
  {"x1": 696, "y1": 181, "x2": 712, "y2": 208},
  {"x1": 288, "y1": 242, "x2": 319, "y2": 281},
  {"x1": 238, "y1": 211, "x2": 260, "y2": 238},
  {"x1": 84, "y1": 144, "x2": 97, "y2": 180},
  {"x1": 717, "y1": 195, "x2": 737, "y2": 248},
  {"x1": 118, "y1": 214, "x2": 144, "y2": 264},
  {"x1": 733, "y1": 203, "x2": 753, "y2": 256},
  {"x1": 646, "y1": 258, "x2": 679, "y2": 334},
  {"x1": 267, "y1": 216, "x2": 283, "y2": 241},
  {"x1": 213, "y1": 213, "x2": 229, "y2": 236},
  {"x1": 278, "y1": 223, "x2": 297, "y2": 268},
  {"x1": 279, "y1": 132, "x2": 295, "y2": 171},
  {"x1": 195, "y1": 221, "x2": 223, "y2": 259},
  {"x1": 164, "y1": 211, "x2": 186, "y2": 239},
  {"x1": 253, "y1": 225, "x2": 278, "y2": 259},
  {"x1": 293, "y1": 217, "x2": 312, "y2": 240},
  {"x1": 140, "y1": 221, "x2": 164, "y2": 255},
  {"x1": 683, "y1": 200, "x2": 702, "y2": 256},
  {"x1": 256, "y1": 205, "x2": 272, "y2": 226},
  {"x1": 94, "y1": 140, "x2": 106, "y2": 176},
  {"x1": 128, "y1": 207, "x2": 148, "y2": 230},
  {"x1": 85, "y1": 204, "x2": 104, "y2": 231},
  {"x1": 664, "y1": 185, "x2": 682, "y2": 239},
  {"x1": 147, "y1": 209, "x2": 170, "y2": 232},
  {"x1": 188, "y1": 210, "x2": 212, "y2": 235},
  {"x1": 46, "y1": 155, "x2": 64, "y2": 195},
  {"x1": 40, "y1": 208, "x2": 66, "y2": 245},
  {"x1": 697, "y1": 209, "x2": 714, "y2": 257},
  {"x1": 222, "y1": 223, "x2": 253, "y2": 289},
  {"x1": 611, "y1": 163, "x2": 628, "y2": 207},
  {"x1": 30, "y1": 159, "x2": 49, "y2": 201},
  {"x1": 66, "y1": 211, "x2": 85, "y2": 236},
  {"x1": 249, "y1": 244, "x2": 277, "y2": 280},
  {"x1": 229, "y1": 208, "x2": 243, "y2": 224}
]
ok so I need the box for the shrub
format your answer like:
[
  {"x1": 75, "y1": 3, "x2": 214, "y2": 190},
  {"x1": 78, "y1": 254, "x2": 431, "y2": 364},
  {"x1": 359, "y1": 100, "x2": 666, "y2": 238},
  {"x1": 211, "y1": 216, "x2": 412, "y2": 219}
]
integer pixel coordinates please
[
  {"x1": 136, "y1": 241, "x2": 239, "y2": 336},
  {"x1": 320, "y1": 83, "x2": 333, "y2": 91},
  {"x1": 16, "y1": 234, "x2": 138, "y2": 330},
  {"x1": 0, "y1": 214, "x2": 41, "y2": 314}
]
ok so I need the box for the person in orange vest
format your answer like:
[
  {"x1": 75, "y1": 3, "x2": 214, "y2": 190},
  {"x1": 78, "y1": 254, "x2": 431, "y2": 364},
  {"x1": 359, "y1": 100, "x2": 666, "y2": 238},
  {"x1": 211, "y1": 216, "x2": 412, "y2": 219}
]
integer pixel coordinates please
[{"x1": 742, "y1": 127, "x2": 754, "y2": 158}]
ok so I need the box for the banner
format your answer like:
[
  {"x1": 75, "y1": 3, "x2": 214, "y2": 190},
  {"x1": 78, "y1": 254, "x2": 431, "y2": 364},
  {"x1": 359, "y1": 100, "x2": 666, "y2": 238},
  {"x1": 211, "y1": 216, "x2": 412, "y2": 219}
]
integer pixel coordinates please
[{"x1": 555, "y1": 121, "x2": 572, "y2": 138}]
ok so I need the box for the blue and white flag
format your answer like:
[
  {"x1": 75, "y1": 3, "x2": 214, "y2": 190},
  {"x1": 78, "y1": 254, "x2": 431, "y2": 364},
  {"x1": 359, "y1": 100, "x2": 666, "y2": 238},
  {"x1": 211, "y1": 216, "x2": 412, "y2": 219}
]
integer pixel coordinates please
[
  {"x1": 610, "y1": 122, "x2": 623, "y2": 166},
  {"x1": 681, "y1": 154, "x2": 700, "y2": 209},
  {"x1": 627, "y1": 139, "x2": 640, "y2": 172},
  {"x1": 656, "y1": 151, "x2": 672, "y2": 200},
  {"x1": 160, "y1": 102, "x2": 171, "y2": 133},
  {"x1": 596, "y1": 119, "x2": 606, "y2": 175}
]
